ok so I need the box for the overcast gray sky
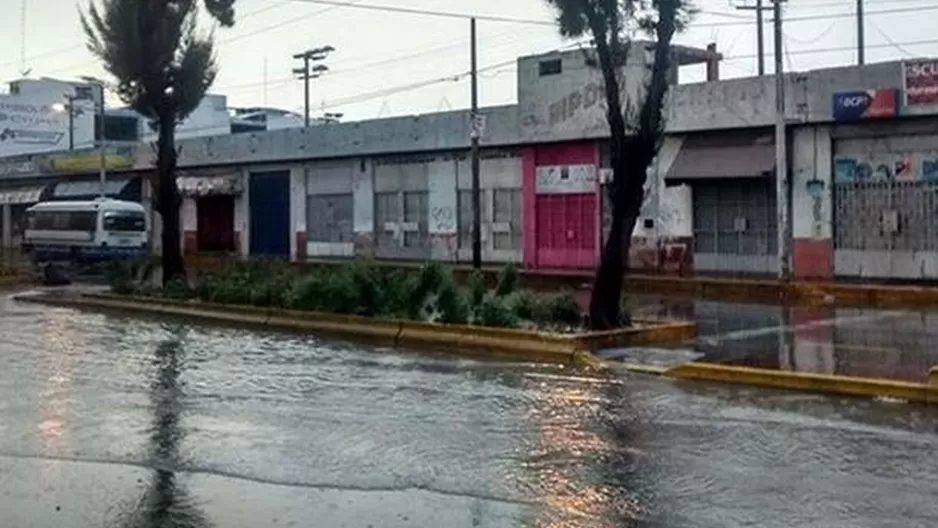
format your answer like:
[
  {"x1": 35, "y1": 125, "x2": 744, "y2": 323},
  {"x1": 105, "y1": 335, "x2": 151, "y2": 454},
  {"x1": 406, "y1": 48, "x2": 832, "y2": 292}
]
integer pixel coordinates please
[{"x1": 2, "y1": 0, "x2": 936, "y2": 120}]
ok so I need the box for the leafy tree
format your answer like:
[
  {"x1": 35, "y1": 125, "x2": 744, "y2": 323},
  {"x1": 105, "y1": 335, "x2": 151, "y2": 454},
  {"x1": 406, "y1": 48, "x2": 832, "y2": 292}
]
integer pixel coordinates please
[
  {"x1": 80, "y1": 0, "x2": 237, "y2": 285},
  {"x1": 544, "y1": 0, "x2": 692, "y2": 329}
]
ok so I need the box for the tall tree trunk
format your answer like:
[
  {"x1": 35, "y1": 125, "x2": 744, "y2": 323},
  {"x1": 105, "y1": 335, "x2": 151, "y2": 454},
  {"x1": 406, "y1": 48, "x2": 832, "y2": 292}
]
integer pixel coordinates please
[
  {"x1": 155, "y1": 114, "x2": 185, "y2": 286},
  {"x1": 589, "y1": 159, "x2": 644, "y2": 330}
]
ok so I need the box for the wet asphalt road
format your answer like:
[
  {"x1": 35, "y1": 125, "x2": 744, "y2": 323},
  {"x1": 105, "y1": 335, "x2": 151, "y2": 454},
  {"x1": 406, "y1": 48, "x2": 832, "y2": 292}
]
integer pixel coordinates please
[{"x1": 2, "y1": 289, "x2": 938, "y2": 527}]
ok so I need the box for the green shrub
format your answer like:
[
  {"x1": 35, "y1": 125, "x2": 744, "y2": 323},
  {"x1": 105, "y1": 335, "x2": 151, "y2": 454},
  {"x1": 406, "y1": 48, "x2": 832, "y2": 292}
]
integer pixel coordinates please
[
  {"x1": 106, "y1": 260, "x2": 135, "y2": 295},
  {"x1": 437, "y1": 281, "x2": 470, "y2": 324},
  {"x1": 162, "y1": 277, "x2": 192, "y2": 300},
  {"x1": 479, "y1": 296, "x2": 519, "y2": 328},
  {"x1": 545, "y1": 292, "x2": 583, "y2": 327},
  {"x1": 494, "y1": 263, "x2": 519, "y2": 297},
  {"x1": 510, "y1": 291, "x2": 551, "y2": 324},
  {"x1": 285, "y1": 274, "x2": 325, "y2": 311},
  {"x1": 467, "y1": 269, "x2": 486, "y2": 308}
]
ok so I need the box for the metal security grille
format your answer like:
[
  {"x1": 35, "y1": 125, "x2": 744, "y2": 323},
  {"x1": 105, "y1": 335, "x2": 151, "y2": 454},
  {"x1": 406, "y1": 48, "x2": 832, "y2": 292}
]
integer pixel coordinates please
[
  {"x1": 307, "y1": 194, "x2": 354, "y2": 243},
  {"x1": 833, "y1": 180, "x2": 938, "y2": 278},
  {"x1": 834, "y1": 181, "x2": 938, "y2": 252},
  {"x1": 693, "y1": 179, "x2": 777, "y2": 274}
]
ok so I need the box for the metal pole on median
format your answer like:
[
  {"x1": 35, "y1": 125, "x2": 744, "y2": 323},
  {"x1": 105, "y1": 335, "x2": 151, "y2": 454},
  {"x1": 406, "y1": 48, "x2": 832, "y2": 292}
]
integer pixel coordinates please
[
  {"x1": 98, "y1": 84, "x2": 107, "y2": 199},
  {"x1": 773, "y1": 0, "x2": 790, "y2": 280},
  {"x1": 470, "y1": 17, "x2": 482, "y2": 270},
  {"x1": 856, "y1": 0, "x2": 865, "y2": 65},
  {"x1": 81, "y1": 77, "x2": 109, "y2": 199}
]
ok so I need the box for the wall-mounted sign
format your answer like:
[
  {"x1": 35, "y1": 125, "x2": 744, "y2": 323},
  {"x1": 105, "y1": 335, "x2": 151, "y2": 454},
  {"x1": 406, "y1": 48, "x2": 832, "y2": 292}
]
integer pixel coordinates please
[
  {"x1": 904, "y1": 60, "x2": 938, "y2": 106},
  {"x1": 0, "y1": 94, "x2": 95, "y2": 158},
  {"x1": 51, "y1": 154, "x2": 134, "y2": 173},
  {"x1": 535, "y1": 164, "x2": 597, "y2": 194},
  {"x1": 0, "y1": 159, "x2": 37, "y2": 178},
  {"x1": 832, "y1": 89, "x2": 898, "y2": 121}
]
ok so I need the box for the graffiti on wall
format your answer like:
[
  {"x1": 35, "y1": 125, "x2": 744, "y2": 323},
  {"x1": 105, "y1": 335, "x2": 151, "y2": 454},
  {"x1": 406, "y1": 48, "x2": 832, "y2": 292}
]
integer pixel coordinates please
[
  {"x1": 548, "y1": 82, "x2": 606, "y2": 127},
  {"x1": 834, "y1": 155, "x2": 920, "y2": 183},
  {"x1": 806, "y1": 177, "x2": 826, "y2": 238},
  {"x1": 430, "y1": 205, "x2": 456, "y2": 233}
]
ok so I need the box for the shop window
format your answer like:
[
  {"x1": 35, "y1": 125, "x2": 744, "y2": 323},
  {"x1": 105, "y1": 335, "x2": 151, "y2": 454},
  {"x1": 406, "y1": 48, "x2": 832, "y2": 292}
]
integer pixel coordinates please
[
  {"x1": 374, "y1": 192, "x2": 400, "y2": 248},
  {"x1": 458, "y1": 190, "x2": 473, "y2": 249},
  {"x1": 403, "y1": 191, "x2": 428, "y2": 248},
  {"x1": 492, "y1": 188, "x2": 521, "y2": 250},
  {"x1": 307, "y1": 194, "x2": 354, "y2": 243},
  {"x1": 539, "y1": 58, "x2": 562, "y2": 77}
]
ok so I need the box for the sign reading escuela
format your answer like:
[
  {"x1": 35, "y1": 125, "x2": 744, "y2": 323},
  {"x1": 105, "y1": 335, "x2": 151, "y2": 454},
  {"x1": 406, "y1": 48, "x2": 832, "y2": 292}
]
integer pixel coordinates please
[{"x1": 903, "y1": 59, "x2": 938, "y2": 106}]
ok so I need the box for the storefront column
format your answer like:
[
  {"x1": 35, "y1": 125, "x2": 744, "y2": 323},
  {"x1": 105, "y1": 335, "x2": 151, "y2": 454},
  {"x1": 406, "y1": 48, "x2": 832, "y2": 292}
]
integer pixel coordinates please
[
  {"x1": 290, "y1": 167, "x2": 307, "y2": 262},
  {"x1": 1, "y1": 204, "x2": 11, "y2": 252},
  {"x1": 791, "y1": 125, "x2": 833, "y2": 280},
  {"x1": 180, "y1": 197, "x2": 198, "y2": 255}
]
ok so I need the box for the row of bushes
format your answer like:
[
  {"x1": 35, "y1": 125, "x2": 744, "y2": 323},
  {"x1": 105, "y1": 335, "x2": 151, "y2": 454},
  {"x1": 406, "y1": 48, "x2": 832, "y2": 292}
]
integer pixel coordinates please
[{"x1": 108, "y1": 260, "x2": 585, "y2": 330}]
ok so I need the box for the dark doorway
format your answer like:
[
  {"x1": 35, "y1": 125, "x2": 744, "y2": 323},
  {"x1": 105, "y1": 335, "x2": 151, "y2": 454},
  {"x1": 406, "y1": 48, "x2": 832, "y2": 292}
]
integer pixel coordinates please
[
  {"x1": 196, "y1": 195, "x2": 236, "y2": 253},
  {"x1": 249, "y1": 171, "x2": 291, "y2": 257}
]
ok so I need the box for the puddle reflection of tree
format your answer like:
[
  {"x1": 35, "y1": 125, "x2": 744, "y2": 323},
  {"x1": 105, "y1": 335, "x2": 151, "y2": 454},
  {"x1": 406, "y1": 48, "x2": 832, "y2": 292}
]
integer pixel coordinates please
[{"x1": 110, "y1": 333, "x2": 212, "y2": 528}]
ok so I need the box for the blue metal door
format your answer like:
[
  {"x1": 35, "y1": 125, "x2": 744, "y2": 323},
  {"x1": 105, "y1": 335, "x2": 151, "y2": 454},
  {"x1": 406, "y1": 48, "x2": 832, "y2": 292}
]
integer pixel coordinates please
[{"x1": 249, "y1": 171, "x2": 291, "y2": 257}]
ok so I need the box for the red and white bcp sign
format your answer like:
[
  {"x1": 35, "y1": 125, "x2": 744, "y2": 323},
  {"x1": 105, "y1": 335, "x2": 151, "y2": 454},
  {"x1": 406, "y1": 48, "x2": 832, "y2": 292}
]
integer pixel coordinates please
[{"x1": 904, "y1": 60, "x2": 938, "y2": 106}]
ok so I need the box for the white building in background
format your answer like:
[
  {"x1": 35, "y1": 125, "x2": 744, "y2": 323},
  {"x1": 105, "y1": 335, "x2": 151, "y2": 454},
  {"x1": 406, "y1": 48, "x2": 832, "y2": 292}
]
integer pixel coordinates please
[{"x1": 139, "y1": 94, "x2": 233, "y2": 142}]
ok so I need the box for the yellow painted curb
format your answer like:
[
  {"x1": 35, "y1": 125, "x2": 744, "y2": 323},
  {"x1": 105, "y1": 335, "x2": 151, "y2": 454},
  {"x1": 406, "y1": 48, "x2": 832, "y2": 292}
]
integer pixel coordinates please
[
  {"x1": 666, "y1": 362, "x2": 937, "y2": 404},
  {"x1": 0, "y1": 275, "x2": 32, "y2": 288},
  {"x1": 18, "y1": 293, "x2": 693, "y2": 370}
]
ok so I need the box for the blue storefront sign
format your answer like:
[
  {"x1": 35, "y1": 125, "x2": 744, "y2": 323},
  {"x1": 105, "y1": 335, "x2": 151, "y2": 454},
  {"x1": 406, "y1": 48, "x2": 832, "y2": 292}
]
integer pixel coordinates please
[{"x1": 832, "y1": 89, "x2": 899, "y2": 122}]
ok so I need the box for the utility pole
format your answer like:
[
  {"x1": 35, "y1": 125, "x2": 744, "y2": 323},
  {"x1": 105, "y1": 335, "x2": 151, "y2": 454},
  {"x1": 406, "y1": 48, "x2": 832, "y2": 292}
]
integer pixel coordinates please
[
  {"x1": 64, "y1": 94, "x2": 77, "y2": 151},
  {"x1": 773, "y1": 0, "x2": 789, "y2": 280},
  {"x1": 469, "y1": 18, "x2": 482, "y2": 270},
  {"x1": 97, "y1": 85, "x2": 107, "y2": 198},
  {"x1": 736, "y1": 0, "x2": 771, "y2": 76},
  {"x1": 856, "y1": 0, "x2": 865, "y2": 65},
  {"x1": 292, "y1": 46, "x2": 334, "y2": 127},
  {"x1": 80, "y1": 77, "x2": 108, "y2": 198}
]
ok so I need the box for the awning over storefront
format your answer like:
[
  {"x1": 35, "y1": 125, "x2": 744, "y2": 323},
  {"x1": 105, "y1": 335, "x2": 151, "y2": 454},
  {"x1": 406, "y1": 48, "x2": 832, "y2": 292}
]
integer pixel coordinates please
[
  {"x1": 46, "y1": 176, "x2": 142, "y2": 202},
  {"x1": 666, "y1": 133, "x2": 776, "y2": 180},
  {"x1": 0, "y1": 186, "x2": 44, "y2": 205},
  {"x1": 176, "y1": 174, "x2": 243, "y2": 197}
]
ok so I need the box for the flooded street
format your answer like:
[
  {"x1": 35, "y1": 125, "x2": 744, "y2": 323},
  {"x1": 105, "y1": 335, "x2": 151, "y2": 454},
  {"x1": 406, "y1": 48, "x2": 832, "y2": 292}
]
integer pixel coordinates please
[
  {"x1": 620, "y1": 296, "x2": 938, "y2": 383},
  {"x1": 2, "y1": 290, "x2": 938, "y2": 527}
]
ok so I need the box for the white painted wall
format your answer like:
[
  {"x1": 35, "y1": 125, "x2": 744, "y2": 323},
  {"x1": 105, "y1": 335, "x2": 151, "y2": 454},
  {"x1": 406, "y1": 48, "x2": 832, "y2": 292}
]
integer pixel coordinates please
[
  {"x1": 791, "y1": 125, "x2": 833, "y2": 240},
  {"x1": 635, "y1": 135, "x2": 692, "y2": 239},
  {"x1": 140, "y1": 94, "x2": 230, "y2": 142},
  {"x1": 181, "y1": 197, "x2": 197, "y2": 233},
  {"x1": 290, "y1": 167, "x2": 306, "y2": 260},
  {"x1": 352, "y1": 160, "x2": 374, "y2": 235}
]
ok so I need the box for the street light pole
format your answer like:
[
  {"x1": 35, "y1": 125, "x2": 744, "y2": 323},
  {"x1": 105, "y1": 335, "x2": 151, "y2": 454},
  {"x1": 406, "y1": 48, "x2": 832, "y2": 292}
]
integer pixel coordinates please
[
  {"x1": 79, "y1": 77, "x2": 109, "y2": 199},
  {"x1": 97, "y1": 84, "x2": 107, "y2": 199},
  {"x1": 293, "y1": 46, "x2": 334, "y2": 128},
  {"x1": 470, "y1": 17, "x2": 482, "y2": 270},
  {"x1": 64, "y1": 94, "x2": 77, "y2": 151},
  {"x1": 773, "y1": 0, "x2": 790, "y2": 280}
]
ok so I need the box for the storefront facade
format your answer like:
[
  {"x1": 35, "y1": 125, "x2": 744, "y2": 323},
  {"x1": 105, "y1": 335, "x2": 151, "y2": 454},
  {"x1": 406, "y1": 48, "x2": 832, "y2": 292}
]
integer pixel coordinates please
[{"x1": 177, "y1": 170, "x2": 244, "y2": 255}]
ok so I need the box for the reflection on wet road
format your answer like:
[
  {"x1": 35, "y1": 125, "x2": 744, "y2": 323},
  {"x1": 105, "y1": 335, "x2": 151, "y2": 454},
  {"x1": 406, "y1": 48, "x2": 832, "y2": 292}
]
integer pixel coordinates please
[
  {"x1": 625, "y1": 296, "x2": 938, "y2": 382},
  {"x1": 2, "y1": 290, "x2": 938, "y2": 527}
]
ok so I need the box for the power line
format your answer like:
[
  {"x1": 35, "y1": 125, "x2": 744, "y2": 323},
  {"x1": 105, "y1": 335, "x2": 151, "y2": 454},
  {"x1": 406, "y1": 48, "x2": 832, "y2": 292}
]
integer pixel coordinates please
[
  {"x1": 11, "y1": 1, "x2": 938, "y2": 77},
  {"x1": 289, "y1": 0, "x2": 557, "y2": 26},
  {"x1": 0, "y1": 0, "x2": 298, "y2": 70}
]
